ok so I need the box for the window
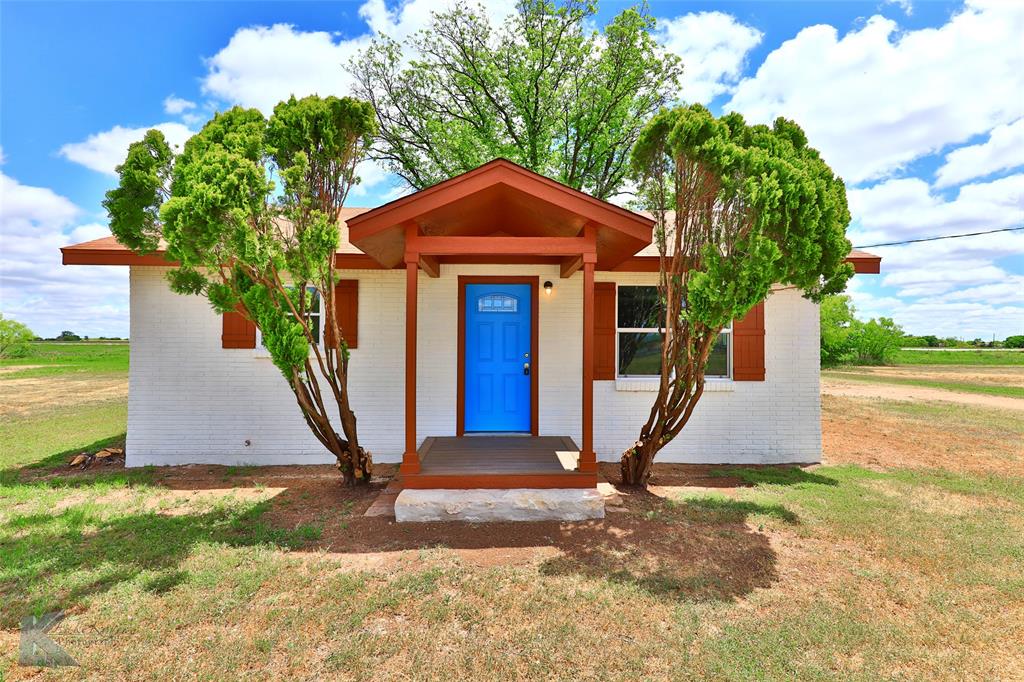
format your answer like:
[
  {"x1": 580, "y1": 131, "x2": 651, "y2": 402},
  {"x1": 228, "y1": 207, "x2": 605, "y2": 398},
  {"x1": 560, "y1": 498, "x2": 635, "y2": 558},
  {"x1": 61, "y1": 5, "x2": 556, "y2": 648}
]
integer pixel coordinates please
[
  {"x1": 478, "y1": 293, "x2": 518, "y2": 313},
  {"x1": 258, "y1": 286, "x2": 322, "y2": 349},
  {"x1": 617, "y1": 286, "x2": 663, "y2": 377},
  {"x1": 299, "y1": 286, "x2": 322, "y2": 343},
  {"x1": 616, "y1": 285, "x2": 731, "y2": 378}
]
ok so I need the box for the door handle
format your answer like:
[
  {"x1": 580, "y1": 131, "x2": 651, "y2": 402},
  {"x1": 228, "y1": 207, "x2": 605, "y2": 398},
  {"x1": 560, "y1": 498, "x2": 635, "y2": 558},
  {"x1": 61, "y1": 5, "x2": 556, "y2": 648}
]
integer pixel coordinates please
[{"x1": 523, "y1": 362, "x2": 530, "y2": 376}]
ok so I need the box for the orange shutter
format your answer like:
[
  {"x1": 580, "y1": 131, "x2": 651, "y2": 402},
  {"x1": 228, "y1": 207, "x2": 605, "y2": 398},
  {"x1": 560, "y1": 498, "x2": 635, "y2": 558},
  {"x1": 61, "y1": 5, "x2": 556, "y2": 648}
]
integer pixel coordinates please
[
  {"x1": 594, "y1": 282, "x2": 616, "y2": 380},
  {"x1": 326, "y1": 280, "x2": 359, "y2": 349},
  {"x1": 222, "y1": 304, "x2": 256, "y2": 349},
  {"x1": 733, "y1": 301, "x2": 765, "y2": 381}
]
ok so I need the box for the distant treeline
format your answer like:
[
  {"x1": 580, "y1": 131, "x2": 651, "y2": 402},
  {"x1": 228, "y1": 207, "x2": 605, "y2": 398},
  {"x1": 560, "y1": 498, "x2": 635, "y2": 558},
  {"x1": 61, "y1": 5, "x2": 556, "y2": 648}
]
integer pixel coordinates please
[
  {"x1": 902, "y1": 334, "x2": 1024, "y2": 349},
  {"x1": 821, "y1": 295, "x2": 1023, "y2": 367},
  {"x1": 33, "y1": 331, "x2": 127, "y2": 342}
]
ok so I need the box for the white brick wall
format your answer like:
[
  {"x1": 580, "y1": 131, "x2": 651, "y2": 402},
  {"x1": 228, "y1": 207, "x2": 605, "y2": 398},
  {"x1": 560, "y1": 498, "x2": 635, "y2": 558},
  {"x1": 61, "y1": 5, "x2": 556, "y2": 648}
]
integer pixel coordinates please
[
  {"x1": 126, "y1": 265, "x2": 820, "y2": 467},
  {"x1": 594, "y1": 274, "x2": 822, "y2": 464}
]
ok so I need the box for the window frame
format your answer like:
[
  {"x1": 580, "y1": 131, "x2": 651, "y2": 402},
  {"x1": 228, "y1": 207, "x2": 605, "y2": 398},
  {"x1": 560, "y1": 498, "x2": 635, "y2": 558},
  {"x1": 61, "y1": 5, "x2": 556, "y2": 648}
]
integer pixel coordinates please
[
  {"x1": 614, "y1": 284, "x2": 732, "y2": 380},
  {"x1": 255, "y1": 285, "x2": 323, "y2": 354}
]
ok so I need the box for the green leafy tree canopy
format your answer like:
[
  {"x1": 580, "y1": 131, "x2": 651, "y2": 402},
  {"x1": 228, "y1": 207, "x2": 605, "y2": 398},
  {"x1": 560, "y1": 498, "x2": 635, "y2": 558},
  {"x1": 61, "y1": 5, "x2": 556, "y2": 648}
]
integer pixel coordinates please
[
  {"x1": 103, "y1": 96, "x2": 378, "y2": 484},
  {"x1": 622, "y1": 104, "x2": 853, "y2": 485},
  {"x1": 351, "y1": 0, "x2": 682, "y2": 199},
  {"x1": 0, "y1": 315, "x2": 36, "y2": 359},
  {"x1": 1005, "y1": 335, "x2": 1024, "y2": 349},
  {"x1": 820, "y1": 294, "x2": 903, "y2": 366}
]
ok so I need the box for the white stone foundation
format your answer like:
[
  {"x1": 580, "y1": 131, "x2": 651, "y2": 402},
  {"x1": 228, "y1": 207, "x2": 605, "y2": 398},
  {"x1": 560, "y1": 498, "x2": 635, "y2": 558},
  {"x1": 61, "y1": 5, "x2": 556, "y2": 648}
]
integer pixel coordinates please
[{"x1": 394, "y1": 488, "x2": 605, "y2": 522}]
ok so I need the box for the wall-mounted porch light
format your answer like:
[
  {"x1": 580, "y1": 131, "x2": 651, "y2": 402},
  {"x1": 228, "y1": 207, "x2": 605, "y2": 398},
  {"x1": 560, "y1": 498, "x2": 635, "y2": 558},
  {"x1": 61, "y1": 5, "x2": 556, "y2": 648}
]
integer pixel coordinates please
[{"x1": 543, "y1": 280, "x2": 553, "y2": 295}]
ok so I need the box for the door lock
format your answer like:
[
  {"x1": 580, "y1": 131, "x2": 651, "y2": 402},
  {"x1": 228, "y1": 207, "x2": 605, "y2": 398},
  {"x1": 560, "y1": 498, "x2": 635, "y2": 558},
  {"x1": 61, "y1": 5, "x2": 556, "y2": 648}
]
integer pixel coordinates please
[{"x1": 523, "y1": 362, "x2": 530, "y2": 376}]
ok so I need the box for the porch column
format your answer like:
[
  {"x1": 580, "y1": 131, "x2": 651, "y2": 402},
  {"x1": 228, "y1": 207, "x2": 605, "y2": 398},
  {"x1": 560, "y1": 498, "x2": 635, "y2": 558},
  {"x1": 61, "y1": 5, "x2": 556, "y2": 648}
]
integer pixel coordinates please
[
  {"x1": 579, "y1": 258, "x2": 597, "y2": 473},
  {"x1": 401, "y1": 258, "x2": 420, "y2": 474}
]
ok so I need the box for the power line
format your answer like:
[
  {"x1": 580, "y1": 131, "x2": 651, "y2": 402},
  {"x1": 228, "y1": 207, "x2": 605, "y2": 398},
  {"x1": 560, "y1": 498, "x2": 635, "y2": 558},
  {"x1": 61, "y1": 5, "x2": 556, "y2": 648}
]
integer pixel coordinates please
[{"x1": 854, "y1": 225, "x2": 1024, "y2": 249}]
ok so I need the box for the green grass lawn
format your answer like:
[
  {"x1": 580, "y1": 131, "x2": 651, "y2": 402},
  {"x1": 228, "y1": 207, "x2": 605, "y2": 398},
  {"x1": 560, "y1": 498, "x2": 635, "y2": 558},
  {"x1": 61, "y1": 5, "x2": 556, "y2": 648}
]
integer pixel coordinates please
[
  {"x1": 893, "y1": 348, "x2": 1024, "y2": 365},
  {"x1": 0, "y1": 402, "x2": 127, "y2": 473},
  {"x1": 2, "y1": 446, "x2": 1021, "y2": 678},
  {"x1": 1, "y1": 341, "x2": 129, "y2": 471},
  {"x1": 823, "y1": 368, "x2": 1024, "y2": 399},
  {"x1": 0, "y1": 340, "x2": 129, "y2": 378},
  {"x1": 2, "y1": 347, "x2": 1023, "y2": 678}
]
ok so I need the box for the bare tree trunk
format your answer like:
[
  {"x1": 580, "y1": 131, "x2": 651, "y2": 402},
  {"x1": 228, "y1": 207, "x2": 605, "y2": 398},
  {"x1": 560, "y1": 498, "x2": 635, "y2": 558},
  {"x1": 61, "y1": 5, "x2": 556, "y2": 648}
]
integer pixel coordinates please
[
  {"x1": 619, "y1": 145, "x2": 747, "y2": 487},
  {"x1": 289, "y1": 370, "x2": 371, "y2": 486},
  {"x1": 335, "y1": 382, "x2": 372, "y2": 485},
  {"x1": 619, "y1": 379, "x2": 705, "y2": 486}
]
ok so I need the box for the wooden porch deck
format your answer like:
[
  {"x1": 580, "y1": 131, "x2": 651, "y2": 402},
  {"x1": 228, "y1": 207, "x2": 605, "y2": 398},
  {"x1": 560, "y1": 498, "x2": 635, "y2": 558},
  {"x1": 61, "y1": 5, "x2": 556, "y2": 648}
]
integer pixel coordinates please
[{"x1": 401, "y1": 436, "x2": 598, "y2": 489}]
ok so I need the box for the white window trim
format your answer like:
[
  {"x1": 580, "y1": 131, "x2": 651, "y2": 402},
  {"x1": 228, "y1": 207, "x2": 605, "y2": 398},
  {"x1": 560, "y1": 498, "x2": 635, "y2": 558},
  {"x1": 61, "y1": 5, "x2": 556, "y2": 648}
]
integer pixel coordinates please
[
  {"x1": 614, "y1": 284, "x2": 732, "y2": 382},
  {"x1": 254, "y1": 285, "x2": 324, "y2": 358}
]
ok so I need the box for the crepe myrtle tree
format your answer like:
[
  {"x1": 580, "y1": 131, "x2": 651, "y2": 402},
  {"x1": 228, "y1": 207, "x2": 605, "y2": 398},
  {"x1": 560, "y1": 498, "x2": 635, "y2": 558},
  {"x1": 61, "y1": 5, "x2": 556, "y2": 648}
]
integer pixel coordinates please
[
  {"x1": 622, "y1": 104, "x2": 853, "y2": 486},
  {"x1": 103, "y1": 96, "x2": 378, "y2": 485}
]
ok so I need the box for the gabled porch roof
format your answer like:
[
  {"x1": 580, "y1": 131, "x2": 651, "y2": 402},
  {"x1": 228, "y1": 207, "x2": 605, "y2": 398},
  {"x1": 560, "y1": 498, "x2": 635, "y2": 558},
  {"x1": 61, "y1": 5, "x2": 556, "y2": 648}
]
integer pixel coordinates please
[{"x1": 346, "y1": 158, "x2": 655, "y2": 270}]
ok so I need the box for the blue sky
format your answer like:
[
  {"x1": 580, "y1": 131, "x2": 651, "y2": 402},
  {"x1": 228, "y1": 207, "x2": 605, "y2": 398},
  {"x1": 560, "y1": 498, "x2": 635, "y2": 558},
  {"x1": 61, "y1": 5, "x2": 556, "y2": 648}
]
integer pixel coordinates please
[{"x1": 2, "y1": 0, "x2": 1022, "y2": 339}]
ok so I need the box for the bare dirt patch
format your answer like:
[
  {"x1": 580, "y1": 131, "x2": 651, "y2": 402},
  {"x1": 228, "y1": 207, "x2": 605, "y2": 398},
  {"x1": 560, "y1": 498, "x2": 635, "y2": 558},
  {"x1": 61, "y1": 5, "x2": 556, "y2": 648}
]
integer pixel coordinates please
[
  {"x1": 0, "y1": 365, "x2": 44, "y2": 375},
  {"x1": 0, "y1": 373, "x2": 128, "y2": 417},
  {"x1": 822, "y1": 395, "x2": 1024, "y2": 476},
  {"x1": 821, "y1": 376, "x2": 1024, "y2": 411},
  {"x1": 53, "y1": 485, "x2": 289, "y2": 516},
  {"x1": 845, "y1": 365, "x2": 1024, "y2": 386},
  {"x1": 31, "y1": 461, "x2": 780, "y2": 591}
]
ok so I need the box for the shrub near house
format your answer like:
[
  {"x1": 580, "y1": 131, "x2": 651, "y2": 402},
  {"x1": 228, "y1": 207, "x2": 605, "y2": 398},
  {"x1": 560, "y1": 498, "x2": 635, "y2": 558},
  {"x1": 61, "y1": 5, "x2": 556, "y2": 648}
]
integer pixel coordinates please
[
  {"x1": 0, "y1": 315, "x2": 35, "y2": 359},
  {"x1": 820, "y1": 294, "x2": 903, "y2": 366}
]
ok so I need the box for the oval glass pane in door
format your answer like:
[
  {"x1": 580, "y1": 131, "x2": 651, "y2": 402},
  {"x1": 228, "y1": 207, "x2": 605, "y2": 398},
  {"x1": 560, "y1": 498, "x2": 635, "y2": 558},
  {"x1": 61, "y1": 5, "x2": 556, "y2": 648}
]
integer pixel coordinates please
[{"x1": 478, "y1": 293, "x2": 518, "y2": 313}]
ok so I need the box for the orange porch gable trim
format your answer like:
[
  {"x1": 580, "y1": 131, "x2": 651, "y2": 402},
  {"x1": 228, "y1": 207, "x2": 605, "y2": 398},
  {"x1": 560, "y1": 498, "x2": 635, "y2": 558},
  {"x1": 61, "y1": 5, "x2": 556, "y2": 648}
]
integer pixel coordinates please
[{"x1": 345, "y1": 158, "x2": 654, "y2": 271}]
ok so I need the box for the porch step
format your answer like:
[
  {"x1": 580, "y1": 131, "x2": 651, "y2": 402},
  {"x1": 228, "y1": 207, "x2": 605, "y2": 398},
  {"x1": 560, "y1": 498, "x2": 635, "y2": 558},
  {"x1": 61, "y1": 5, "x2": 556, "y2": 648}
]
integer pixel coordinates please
[{"x1": 394, "y1": 487, "x2": 605, "y2": 523}]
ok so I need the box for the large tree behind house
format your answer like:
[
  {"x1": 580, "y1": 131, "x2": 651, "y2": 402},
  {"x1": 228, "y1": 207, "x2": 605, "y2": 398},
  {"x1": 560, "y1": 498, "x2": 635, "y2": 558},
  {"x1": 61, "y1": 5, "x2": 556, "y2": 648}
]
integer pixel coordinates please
[{"x1": 351, "y1": 0, "x2": 682, "y2": 200}]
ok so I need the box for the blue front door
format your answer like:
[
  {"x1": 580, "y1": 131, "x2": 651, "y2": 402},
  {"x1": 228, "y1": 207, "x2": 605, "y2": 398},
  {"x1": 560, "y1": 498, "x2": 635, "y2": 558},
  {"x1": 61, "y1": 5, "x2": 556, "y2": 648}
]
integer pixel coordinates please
[{"x1": 464, "y1": 283, "x2": 532, "y2": 432}]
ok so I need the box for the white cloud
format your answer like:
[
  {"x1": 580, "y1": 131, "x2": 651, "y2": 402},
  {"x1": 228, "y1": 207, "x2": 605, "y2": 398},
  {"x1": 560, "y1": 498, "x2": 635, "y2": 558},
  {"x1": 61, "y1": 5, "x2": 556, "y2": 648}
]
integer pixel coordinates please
[
  {"x1": 654, "y1": 11, "x2": 763, "y2": 103},
  {"x1": 163, "y1": 95, "x2": 197, "y2": 115},
  {"x1": 201, "y1": 24, "x2": 368, "y2": 115},
  {"x1": 199, "y1": 0, "x2": 516, "y2": 202},
  {"x1": 884, "y1": 0, "x2": 913, "y2": 17},
  {"x1": 933, "y1": 277, "x2": 1024, "y2": 306},
  {"x1": 181, "y1": 111, "x2": 207, "y2": 127},
  {"x1": 59, "y1": 122, "x2": 194, "y2": 175},
  {"x1": 0, "y1": 172, "x2": 128, "y2": 337},
  {"x1": 845, "y1": 172, "x2": 1024, "y2": 326},
  {"x1": 355, "y1": 0, "x2": 515, "y2": 43},
  {"x1": 200, "y1": 0, "x2": 515, "y2": 116},
  {"x1": 727, "y1": 1, "x2": 1024, "y2": 184},
  {"x1": 935, "y1": 117, "x2": 1024, "y2": 187},
  {"x1": 861, "y1": 225, "x2": 1024, "y2": 300},
  {"x1": 848, "y1": 173, "x2": 1024, "y2": 245},
  {"x1": 848, "y1": 284, "x2": 1023, "y2": 339},
  {"x1": 0, "y1": 172, "x2": 80, "y2": 236},
  {"x1": 349, "y1": 159, "x2": 396, "y2": 201}
]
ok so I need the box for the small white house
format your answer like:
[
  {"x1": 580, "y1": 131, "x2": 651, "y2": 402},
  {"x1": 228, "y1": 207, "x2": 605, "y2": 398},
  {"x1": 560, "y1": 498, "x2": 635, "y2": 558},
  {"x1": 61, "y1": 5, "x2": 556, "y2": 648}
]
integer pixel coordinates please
[{"x1": 63, "y1": 159, "x2": 879, "y2": 520}]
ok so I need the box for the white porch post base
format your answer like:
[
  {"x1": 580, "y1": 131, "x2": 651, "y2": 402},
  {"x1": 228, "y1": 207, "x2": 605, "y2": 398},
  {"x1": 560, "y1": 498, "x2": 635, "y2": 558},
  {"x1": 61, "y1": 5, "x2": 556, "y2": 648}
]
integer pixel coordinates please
[{"x1": 395, "y1": 488, "x2": 605, "y2": 523}]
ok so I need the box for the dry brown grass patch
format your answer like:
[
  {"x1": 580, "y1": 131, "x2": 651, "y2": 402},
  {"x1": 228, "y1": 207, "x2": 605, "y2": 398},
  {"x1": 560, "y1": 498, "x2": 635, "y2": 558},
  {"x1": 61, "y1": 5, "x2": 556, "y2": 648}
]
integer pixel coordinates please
[
  {"x1": 0, "y1": 373, "x2": 127, "y2": 417},
  {"x1": 823, "y1": 395, "x2": 1024, "y2": 476}
]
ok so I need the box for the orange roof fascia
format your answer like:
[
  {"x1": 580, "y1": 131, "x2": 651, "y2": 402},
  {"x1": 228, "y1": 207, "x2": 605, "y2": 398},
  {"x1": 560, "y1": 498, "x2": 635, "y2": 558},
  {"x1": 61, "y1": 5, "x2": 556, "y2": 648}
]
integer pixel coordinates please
[{"x1": 61, "y1": 238, "x2": 392, "y2": 269}]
